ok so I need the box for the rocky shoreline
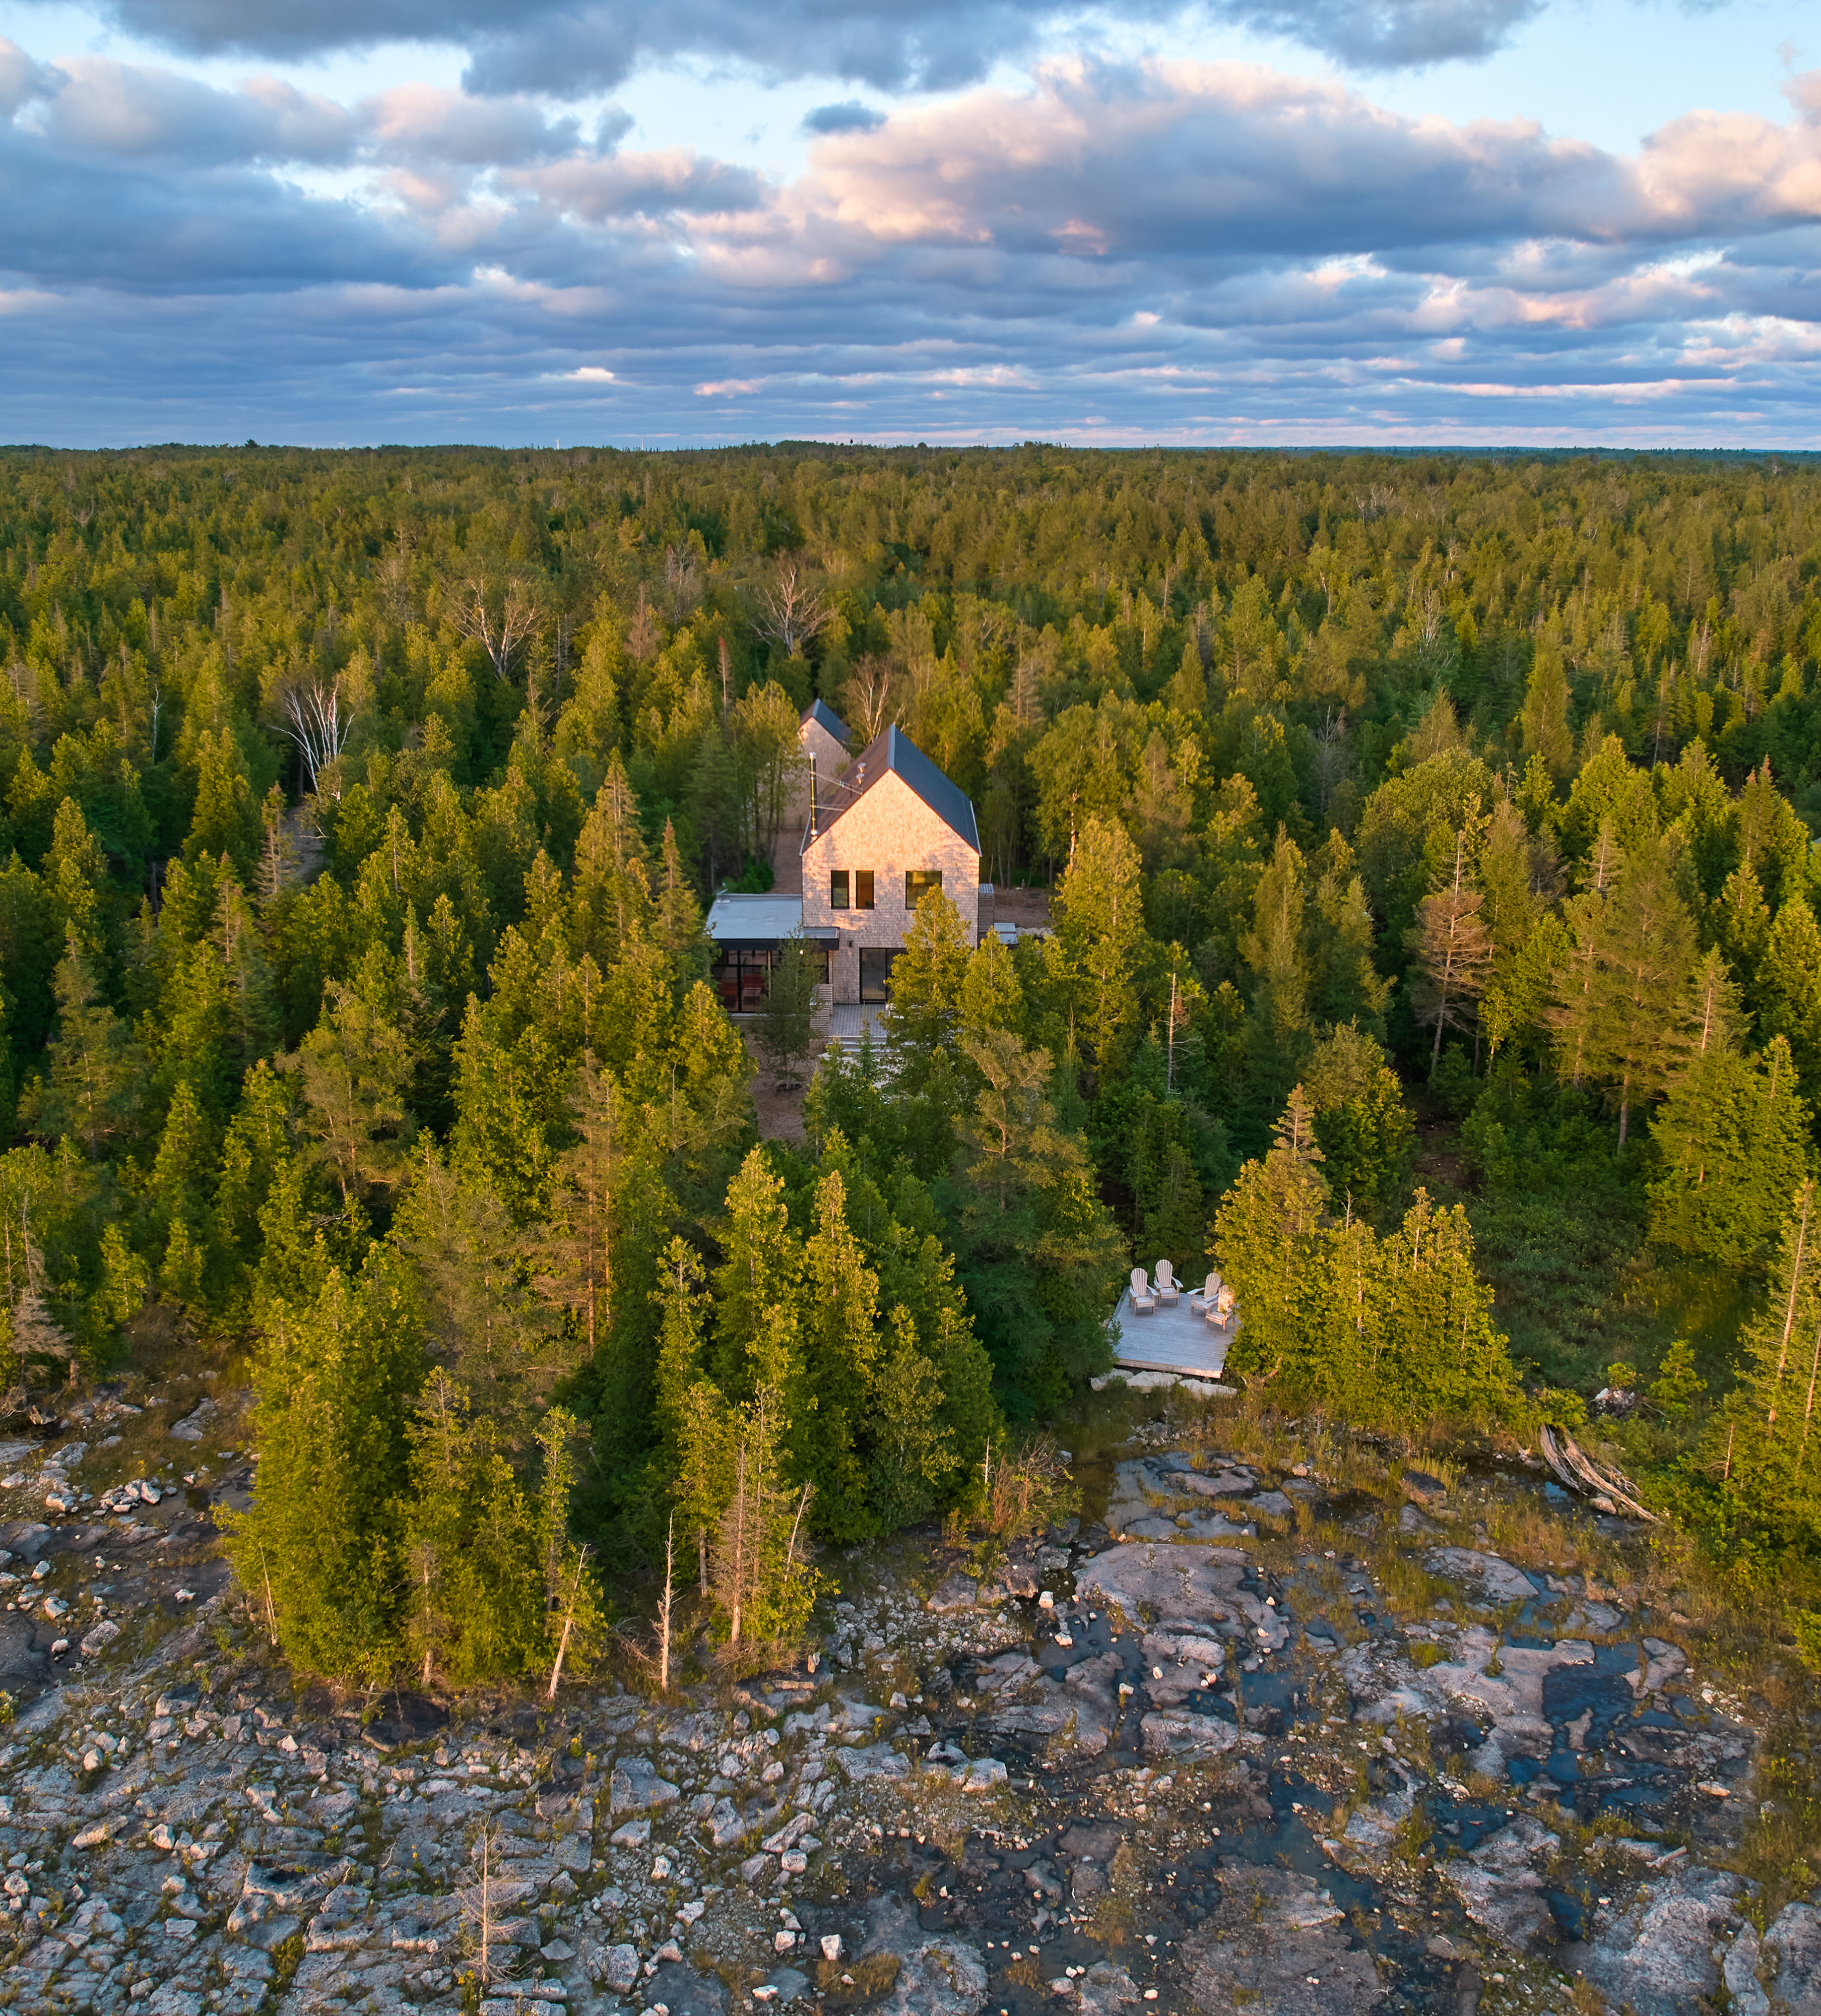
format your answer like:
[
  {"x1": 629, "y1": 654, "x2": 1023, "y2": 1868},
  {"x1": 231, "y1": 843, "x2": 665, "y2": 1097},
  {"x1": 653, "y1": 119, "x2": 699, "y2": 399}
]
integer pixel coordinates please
[{"x1": 0, "y1": 1387, "x2": 1816, "y2": 2016}]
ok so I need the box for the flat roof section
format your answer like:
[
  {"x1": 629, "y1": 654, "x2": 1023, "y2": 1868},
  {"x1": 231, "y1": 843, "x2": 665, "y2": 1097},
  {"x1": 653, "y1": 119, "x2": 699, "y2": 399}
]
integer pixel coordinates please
[{"x1": 705, "y1": 893, "x2": 835, "y2": 947}]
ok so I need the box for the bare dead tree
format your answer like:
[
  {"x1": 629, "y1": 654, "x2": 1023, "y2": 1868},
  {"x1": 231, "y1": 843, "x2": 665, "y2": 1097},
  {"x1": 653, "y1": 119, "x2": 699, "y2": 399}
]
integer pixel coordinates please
[
  {"x1": 752, "y1": 559, "x2": 832, "y2": 658},
  {"x1": 375, "y1": 530, "x2": 415, "y2": 625},
  {"x1": 625, "y1": 583, "x2": 661, "y2": 664},
  {"x1": 459, "y1": 1821, "x2": 502, "y2": 1987},
  {"x1": 277, "y1": 675, "x2": 355, "y2": 798},
  {"x1": 656, "y1": 1512, "x2": 676, "y2": 1692},
  {"x1": 1311, "y1": 709, "x2": 1350, "y2": 817},
  {"x1": 664, "y1": 542, "x2": 701, "y2": 622},
  {"x1": 448, "y1": 576, "x2": 539, "y2": 682},
  {"x1": 545, "y1": 1543, "x2": 596, "y2": 1701},
  {"x1": 841, "y1": 655, "x2": 896, "y2": 741}
]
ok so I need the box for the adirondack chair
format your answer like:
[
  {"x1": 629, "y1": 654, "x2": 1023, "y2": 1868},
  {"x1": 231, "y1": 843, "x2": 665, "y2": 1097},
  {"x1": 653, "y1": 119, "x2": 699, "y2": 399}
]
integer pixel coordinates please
[
  {"x1": 1189, "y1": 1271, "x2": 1222, "y2": 1316},
  {"x1": 1128, "y1": 1267, "x2": 1156, "y2": 1315},
  {"x1": 1154, "y1": 1259, "x2": 1180, "y2": 1306}
]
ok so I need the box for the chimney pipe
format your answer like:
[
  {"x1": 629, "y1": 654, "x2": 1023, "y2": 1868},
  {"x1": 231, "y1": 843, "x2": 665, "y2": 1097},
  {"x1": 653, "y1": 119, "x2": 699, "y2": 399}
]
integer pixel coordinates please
[{"x1": 808, "y1": 753, "x2": 817, "y2": 837}]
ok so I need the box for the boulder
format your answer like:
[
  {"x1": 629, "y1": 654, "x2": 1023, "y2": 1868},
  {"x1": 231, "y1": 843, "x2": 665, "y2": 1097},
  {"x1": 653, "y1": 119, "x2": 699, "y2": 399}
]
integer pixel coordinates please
[
  {"x1": 609, "y1": 1756, "x2": 680, "y2": 1815},
  {"x1": 861, "y1": 1895, "x2": 989, "y2": 2016},
  {"x1": 1181, "y1": 1864, "x2": 1384, "y2": 2013},
  {"x1": 1561, "y1": 1864, "x2": 1746, "y2": 2016}
]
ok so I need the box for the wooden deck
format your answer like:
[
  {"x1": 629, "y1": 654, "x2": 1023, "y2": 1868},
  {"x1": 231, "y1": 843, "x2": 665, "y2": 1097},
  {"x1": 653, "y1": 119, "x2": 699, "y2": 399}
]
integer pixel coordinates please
[{"x1": 1112, "y1": 1290, "x2": 1237, "y2": 1378}]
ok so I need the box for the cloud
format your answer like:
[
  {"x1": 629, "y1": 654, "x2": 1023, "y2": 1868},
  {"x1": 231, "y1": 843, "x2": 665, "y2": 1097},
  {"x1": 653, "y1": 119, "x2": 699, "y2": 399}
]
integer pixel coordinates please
[
  {"x1": 33, "y1": 58, "x2": 353, "y2": 164},
  {"x1": 1215, "y1": 0, "x2": 1544, "y2": 68},
  {"x1": 3, "y1": 38, "x2": 1820, "y2": 445},
  {"x1": 0, "y1": 35, "x2": 53, "y2": 118},
  {"x1": 24, "y1": 0, "x2": 1576, "y2": 96},
  {"x1": 804, "y1": 102, "x2": 886, "y2": 135}
]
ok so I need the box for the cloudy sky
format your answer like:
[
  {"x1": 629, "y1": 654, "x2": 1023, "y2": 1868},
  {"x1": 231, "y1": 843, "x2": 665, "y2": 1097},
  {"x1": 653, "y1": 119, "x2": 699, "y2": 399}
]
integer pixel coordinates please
[{"x1": 0, "y1": 0, "x2": 1814, "y2": 447}]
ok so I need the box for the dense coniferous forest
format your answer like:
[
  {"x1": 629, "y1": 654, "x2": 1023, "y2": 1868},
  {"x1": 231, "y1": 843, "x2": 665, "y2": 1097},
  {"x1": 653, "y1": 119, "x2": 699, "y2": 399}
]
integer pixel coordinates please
[{"x1": 4, "y1": 440, "x2": 1821, "y2": 1683}]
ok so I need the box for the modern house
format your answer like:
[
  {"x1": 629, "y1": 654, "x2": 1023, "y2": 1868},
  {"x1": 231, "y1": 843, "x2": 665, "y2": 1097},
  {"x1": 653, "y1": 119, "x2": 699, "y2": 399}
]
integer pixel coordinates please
[{"x1": 707, "y1": 716, "x2": 985, "y2": 1011}]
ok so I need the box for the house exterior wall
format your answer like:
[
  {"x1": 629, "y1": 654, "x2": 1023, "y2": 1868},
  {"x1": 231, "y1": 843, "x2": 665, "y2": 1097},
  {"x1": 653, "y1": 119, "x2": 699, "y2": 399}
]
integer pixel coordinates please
[
  {"x1": 802, "y1": 772, "x2": 981, "y2": 1005},
  {"x1": 786, "y1": 716, "x2": 852, "y2": 840}
]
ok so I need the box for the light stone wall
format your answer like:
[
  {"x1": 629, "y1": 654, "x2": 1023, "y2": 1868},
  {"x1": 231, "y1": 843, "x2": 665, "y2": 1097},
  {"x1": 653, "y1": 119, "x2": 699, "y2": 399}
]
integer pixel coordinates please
[
  {"x1": 802, "y1": 772, "x2": 980, "y2": 1004},
  {"x1": 786, "y1": 715, "x2": 852, "y2": 840}
]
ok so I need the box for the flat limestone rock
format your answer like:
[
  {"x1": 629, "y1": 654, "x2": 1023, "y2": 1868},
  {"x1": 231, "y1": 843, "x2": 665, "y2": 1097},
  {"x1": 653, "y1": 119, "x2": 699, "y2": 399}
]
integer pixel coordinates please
[
  {"x1": 1075, "y1": 1542, "x2": 1287, "y2": 1654},
  {"x1": 1424, "y1": 1548, "x2": 1539, "y2": 1605},
  {"x1": 981, "y1": 1650, "x2": 1121, "y2": 1756},
  {"x1": 1181, "y1": 1864, "x2": 1384, "y2": 2014},
  {"x1": 1139, "y1": 1710, "x2": 1240, "y2": 1756},
  {"x1": 1763, "y1": 1901, "x2": 1821, "y2": 2016},
  {"x1": 862, "y1": 1895, "x2": 988, "y2": 2016},
  {"x1": 1560, "y1": 1864, "x2": 1745, "y2": 2016},
  {"x1": 1441, "y1": 1814, "x2": 1556, "y2": 1953}
]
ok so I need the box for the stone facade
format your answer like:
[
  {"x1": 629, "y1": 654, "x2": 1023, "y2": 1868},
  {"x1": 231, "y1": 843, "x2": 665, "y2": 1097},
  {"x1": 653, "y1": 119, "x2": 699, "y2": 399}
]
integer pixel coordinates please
[{"x1": 803, "y1": 768, "x2": 980, "y2": 1005}]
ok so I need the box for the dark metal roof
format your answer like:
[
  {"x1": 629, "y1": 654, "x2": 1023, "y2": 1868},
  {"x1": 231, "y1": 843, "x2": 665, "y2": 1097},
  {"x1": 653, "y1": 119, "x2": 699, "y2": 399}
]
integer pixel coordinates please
[
  {"x1": 816, "y1": 723, "x2": 979, "y2": 852},
  {"x1": 800, "y1": 698, "x2": 850, "y2": 748}
]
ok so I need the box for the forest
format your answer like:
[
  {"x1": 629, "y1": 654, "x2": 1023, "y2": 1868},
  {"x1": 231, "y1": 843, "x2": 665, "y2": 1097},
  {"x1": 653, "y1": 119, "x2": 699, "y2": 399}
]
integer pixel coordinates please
[{"x1": 2, "y1": 438, "x2": 1820, "y2": 1684}]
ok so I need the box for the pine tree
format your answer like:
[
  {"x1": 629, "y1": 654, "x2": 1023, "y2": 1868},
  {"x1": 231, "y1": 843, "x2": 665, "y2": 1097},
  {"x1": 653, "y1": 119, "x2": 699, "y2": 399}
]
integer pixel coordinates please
[
  {"x1": 884, "y1": 887, "x2": 970, "y2": 1089},
  {"x1": 709, "y1": 1384, "x2": 818, "y2": 1653},
  {"x1": 1054, "y1": 815, "x2": 1145, "y2": 1077},
  {"x1": 1648, "y1": 1036, "x2": 1810, "y2": 1265},
  {"x1": 1550, "y1": 831, "x2": 1699, "y2": 1143},
  {"x1": 1758, "y1": 898, "x2": 1821, "y2": 1112},
  {"x1": 1521, "y1": 634, "x2": 1573, "y2": 779},
  {"x1": 1214, "y1": 1087, "x2": 1329, "y2": 1379},
  {"x1": 287, "y1": 982, "x2": 412, "y2": 1211},
  {"x1": 536, "y1": 1054, "x2": 627, "y2": 1359},
  {"x1": 754, "y1": 939, "x2": 821, "y2": 1089},
  {"x1": 1720, "y1": 1182, "x2": 1821, "y2": 1542},
  {"x1": 219, "y1": 1256, "x2": 426, "y2": 1682},
  {"x1": 946, "y1": 1029, "x2": 1126, "y2": 1410},
  {"x1": 395, "y1": 1140, "x2": 557, "y2": 1450},
  {"x1": 23, "y1": 936, "x2": 143, "y2": 1160},
  {"x1": 712, "y1": 1149, "x2": 805, "y2": 1395},
  {"x1": 1409, "y1": 828, "x2": 1493, "y2": 1067},
  {"x1": 796, "y1": 1167, "x2": 881, "y2": 1537},
  {"x1": 1302, "y1": 1022, "x2": 1414, "y2": 1219}
]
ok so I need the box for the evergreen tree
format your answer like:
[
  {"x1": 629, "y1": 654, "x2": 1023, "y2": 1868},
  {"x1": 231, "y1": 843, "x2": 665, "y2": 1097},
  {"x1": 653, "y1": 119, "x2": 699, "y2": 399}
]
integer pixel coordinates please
[
  {"x1": 1409, "y1": 828, "x2": 1493, "y2": 1068},
  {"x1": 22, "y1": 937, "x2": 143, "y2": 1160},
  {"x1": 1716, "y1": 1182, "x2": 1821, "y2": 1553},
  {"x1": 754, "y1": 939, "x2": 822, "y2": 1088},
  {"x1": 1054, "y1": 815, "x2": 1145, "y2": 1078},
  {"x1": 220, "y1": 1256, "x2": 426, "y2": 1682},
  {"x1": 884, "y1": 886, "x2": 970, "y2": 1088},
  {"x1": 945, "y1": 1029, "x2": 1125, "y2": 1412},
  {"x1": 288, "y1": 981, "x2": 413, "y2": 1212},
  {"x1": 1648, "y1": 1038, "x2": 1812, "y2": 1266},
  {"x1": 1214, "y1": 1087, "x2": 1329, "y2": 1378}
]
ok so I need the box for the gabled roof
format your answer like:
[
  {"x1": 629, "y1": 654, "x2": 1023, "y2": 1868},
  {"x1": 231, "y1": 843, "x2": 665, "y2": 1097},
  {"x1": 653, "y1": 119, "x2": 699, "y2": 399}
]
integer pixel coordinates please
[
  {"x1": 800, "y1": 698, "x2": 850, "y2": 748},
  {"x1": 813, "y1": 723, "x2": 979, "y2": 853}
]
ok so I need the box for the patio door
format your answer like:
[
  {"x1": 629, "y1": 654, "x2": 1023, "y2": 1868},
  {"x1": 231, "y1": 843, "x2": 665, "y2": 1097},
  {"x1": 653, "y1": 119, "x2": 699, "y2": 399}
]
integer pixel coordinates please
[{"x1": 859, "y1": 947, "x2": 897, "y2": 1003}]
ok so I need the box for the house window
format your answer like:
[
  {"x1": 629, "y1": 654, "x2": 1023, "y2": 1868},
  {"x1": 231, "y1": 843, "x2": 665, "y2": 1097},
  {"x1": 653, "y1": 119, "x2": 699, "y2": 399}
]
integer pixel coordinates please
[
  {"x1": 904, "y1": 868, "x2": 943, "y2": 909},
  {"x1": 860, "y1": 948, "x2": 897, "y2": 1003},
  {"x1": 830, "y1": 869, "x2": 849, "y2": 909},
  {"x1": 854, "y1": 869, "x2": 875, "y2": 910}
]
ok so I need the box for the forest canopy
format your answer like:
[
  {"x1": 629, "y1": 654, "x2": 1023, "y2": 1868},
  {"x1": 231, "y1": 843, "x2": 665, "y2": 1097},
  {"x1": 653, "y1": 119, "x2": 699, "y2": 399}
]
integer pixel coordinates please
[{"x1": 5, "y1": 439, "x2": 1821, "y2": 1677}]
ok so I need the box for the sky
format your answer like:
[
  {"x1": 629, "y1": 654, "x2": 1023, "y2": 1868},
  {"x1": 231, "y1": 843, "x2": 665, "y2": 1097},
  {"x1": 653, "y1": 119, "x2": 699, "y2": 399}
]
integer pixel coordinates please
[{"x1": 0, "y1": 0, "x2": 1815, "y2": 448}]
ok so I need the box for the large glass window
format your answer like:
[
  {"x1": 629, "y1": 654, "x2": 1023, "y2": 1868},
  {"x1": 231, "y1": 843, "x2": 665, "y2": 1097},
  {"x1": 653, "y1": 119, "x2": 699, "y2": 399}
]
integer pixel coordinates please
[
  {"x1": 855, "y1": 869, "x2": 875, "y2": 909},
  {"x1": 710, "y1": 947, "x2": 774, "y2": 1013},
  {"x1": 904, "y1": 868, "x2": 943, "y2": 909},
  {"x1": 859, "y1": 947, "x2": 897, "y2": 1003},
  {"x1": 830, "y1": 869, "x2": 849, "y2": 909},
  {"x1": 711, "y1": 943, "x2": 830, "y2": 1011}
]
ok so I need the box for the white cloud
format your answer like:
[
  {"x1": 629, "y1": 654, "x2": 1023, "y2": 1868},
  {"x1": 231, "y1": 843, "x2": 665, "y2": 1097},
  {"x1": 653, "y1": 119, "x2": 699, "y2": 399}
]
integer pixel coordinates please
[{"x1": 2, "y1": 32, "x2": 1819, "y2": 445}]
